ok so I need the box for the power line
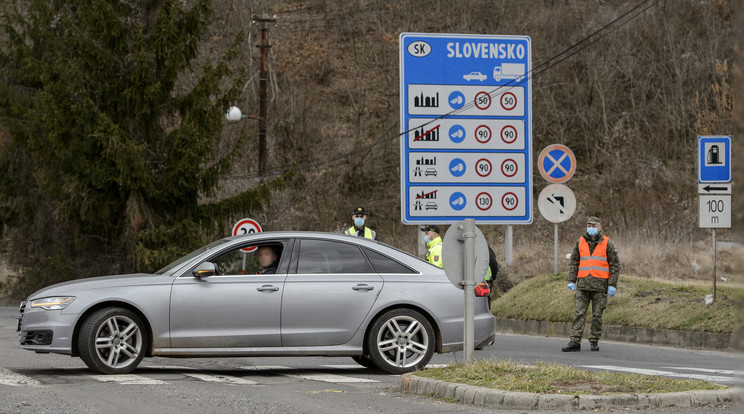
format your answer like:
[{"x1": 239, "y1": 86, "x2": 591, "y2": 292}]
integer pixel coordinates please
[{"x1": 221, "y1": 0, "x2": 660, "y2": 181}]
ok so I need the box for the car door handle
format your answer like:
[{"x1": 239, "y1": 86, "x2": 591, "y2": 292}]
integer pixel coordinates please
[
  {"x1": 257, "y1": 285, "x2": 279, "y2": 292},
  {"x1": 352, "y1": 284, "x2": 375, "y2": 291}
]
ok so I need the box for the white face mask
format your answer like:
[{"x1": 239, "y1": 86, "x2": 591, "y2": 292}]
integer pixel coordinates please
[
  {"x1": 354, "y1": 217, "x2": 365, "y2": 227},
  {"x1": 586, "y1": 227, "x2": 599, "y2": 236}
]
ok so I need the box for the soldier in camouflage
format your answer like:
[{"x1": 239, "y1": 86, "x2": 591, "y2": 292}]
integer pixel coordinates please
[{"x1": 561, "y1": 216, "x2": 620, "y2": 352}]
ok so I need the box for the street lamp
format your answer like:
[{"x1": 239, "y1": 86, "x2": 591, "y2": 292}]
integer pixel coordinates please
[{"x1": 225, "y1": 106, "x2": 258, "y2": 122}]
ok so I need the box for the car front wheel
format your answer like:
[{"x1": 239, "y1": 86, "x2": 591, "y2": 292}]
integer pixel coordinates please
[
  {"x1": 366, "y1": 308, "x2": 435, "y2": 374},
  {"x1": 78, "y1": 307, "x2": 147, "y2": 374}
]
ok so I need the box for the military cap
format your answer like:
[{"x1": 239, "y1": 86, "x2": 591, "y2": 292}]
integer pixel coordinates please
[
  {"x1": 586, "y1": 216, "x2": 601, "y2": 224},
  {"x1": 419, "y1": 224, "x2": 440, "y2": 233},
  {"x1": 353, "y1": 206, "x2": 366, "y2": 215}
]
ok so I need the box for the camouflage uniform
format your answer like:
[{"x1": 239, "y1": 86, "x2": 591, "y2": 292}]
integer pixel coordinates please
[{"x1": 567, "y1": 229, "x2": 620, "y2": 343}]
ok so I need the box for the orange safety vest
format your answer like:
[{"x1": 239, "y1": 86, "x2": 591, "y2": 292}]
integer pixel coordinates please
[{"x1": 577, "y1": 235, "x2": 610, "y2": 279}]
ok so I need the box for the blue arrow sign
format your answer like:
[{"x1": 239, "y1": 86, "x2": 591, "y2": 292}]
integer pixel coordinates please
[{"x1": 698, "y1": 136, "x2": 731, "y2": 183}]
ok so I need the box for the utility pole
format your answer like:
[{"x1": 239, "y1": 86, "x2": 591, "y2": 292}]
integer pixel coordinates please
[{"x1": 252, "y1": 15, "x2": 275, "y2": 178}]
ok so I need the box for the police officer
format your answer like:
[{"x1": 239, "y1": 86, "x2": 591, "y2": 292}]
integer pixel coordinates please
[
  {"x1": 562, "y1": 216, "x2": 620, "y2": 352},
  {"x1": 344, "y1": 206, "x2": 378, "y2": 240},
  {"x1": 419, "y1": 225, "x2": 443, "y2": 268}
]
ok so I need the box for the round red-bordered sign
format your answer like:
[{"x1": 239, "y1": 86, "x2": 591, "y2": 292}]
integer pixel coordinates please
[
  {"x1": 500, "y1": 92, "x2": 517, "y2": 110},
  {"x1": 474, "y1": 92, "x2": 492, "y2": 110},
  {"x1": 538, "y1": 144, "x2": 576, "y2": 183},
  {"x1": 500, "y1": 125, "x2": 518, "y2": 144},
  {"x1": 501, "y1": 192, "x2": 518, "y2": 211},
  {"x1": 476, "y1": 192, "x2": 492, "y2": 211},
  {"x1": 474, "y1": 125, "x2": 492, "y2": 144},
  {"x1": 501, "y1": 159, "x2": 518, "y2": 177},
  {"x1": 232, "y1": 218, "x2": 263, "y2": 252},
  {"x1": 475, "y1": 158, "x2": 492, "y2": 177}
]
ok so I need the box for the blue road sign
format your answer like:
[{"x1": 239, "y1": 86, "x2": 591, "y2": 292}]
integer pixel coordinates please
[
  {"x1": 400, "y1": 33, "x2": 532, "y2": 224},
  {"x1": 698, "y1": 136, "x2": 731, "y2": 183},
  {"x1": 538, "y1": 144, "x2": 576, "y2": 184}
]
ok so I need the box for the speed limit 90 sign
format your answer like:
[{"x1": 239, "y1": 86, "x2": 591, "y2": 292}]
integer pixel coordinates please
[{"x1": 232, "y1": 218, "x2": 263, "y2": 252}]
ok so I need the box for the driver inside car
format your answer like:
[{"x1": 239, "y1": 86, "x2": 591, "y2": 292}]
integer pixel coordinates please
[{"x1": 256, "y1": 245, "x2": 278, "y2": 274}]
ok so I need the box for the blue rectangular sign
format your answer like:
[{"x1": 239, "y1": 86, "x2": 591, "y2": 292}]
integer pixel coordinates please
[
  {"x1": 400, "y1": 33, "x2": 532, "y2": 224},
  {"x1": 698, "y1": 136, "x2": 731, "y2": 183}
]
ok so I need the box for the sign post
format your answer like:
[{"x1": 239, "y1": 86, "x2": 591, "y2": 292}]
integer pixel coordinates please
[
  {"x1": 537, "y1": 145, "x2": 577, "y2": 275},
  {"x1": 442, "y1": 221, "x2": 489, "y2": 363},
  {"x1": 232, "y1": 218, "x2": 263, "y2": 274},
  {"x1": 401, "y1": 33, "x2": 531, "y2": 364},
  {"x1": 697, "y1": 135, "x2": 732, "y2": 303}
]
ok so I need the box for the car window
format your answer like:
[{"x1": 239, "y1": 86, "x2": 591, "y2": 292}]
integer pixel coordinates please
[
  {"x1": 209, "y1": 243, "x2": 284, "y2": 276},
  {"x1": 155, "y1": 238, "x2": 231, "y2": 275},
  {"x1": 296, "y1": 239, "x2": 373, "y2": 274},
  {"x1": 363, "y1": 248, "x2": 417, "y2": 274}
]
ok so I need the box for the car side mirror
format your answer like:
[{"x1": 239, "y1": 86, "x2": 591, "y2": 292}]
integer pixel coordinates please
[{"x1": 193, "y1": 262, "x2": 218, "y2": 278}]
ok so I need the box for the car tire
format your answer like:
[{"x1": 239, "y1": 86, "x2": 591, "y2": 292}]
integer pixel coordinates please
[
  {"x1": 351, "y1": 355, "x2": 379, "y2": 370},
  {"x1": 78, "y1": 307, "x2": 147, "y2": 374},
  {"x1": 366, "y1": 308, "x2": 435, "y2": 374}
]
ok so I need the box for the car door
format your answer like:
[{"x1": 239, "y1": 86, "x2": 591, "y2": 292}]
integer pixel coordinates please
[
  {"x1": 168, "y1": 240, "x2": 290, "y2": 348},
  {"x1": 280, "y1": 238, "x2": 383, "y2": 347}
]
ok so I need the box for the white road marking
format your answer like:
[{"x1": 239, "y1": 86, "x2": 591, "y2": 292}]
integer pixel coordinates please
[
  {"x1": 90, "y1": 374, "x2": 165, "y2": 385},
  {"x1": 183, "y1": 373, "x2": 257, "y2": 385},
  {"x1": 581, "y1": 365, "x2": 733, "y2": 383},
  {"x1": 0, "y1": 368, "x2": 42, "y2": 387},
  {"x1": 286, "y1": 373, "x2": 379, "y2": 383},
  {"x1": 662, "y1": 367, "x2": 734, "y2": 375},
  {"x1": 238, "y1": 365, "x2": 290, "y2": 371}
]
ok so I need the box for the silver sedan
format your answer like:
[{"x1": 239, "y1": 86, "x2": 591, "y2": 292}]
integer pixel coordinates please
[{"x1": 17, "y1": 232, "x2": 495, "y2": 374}]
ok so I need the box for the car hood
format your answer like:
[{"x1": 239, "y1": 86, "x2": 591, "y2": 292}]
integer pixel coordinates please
[{"x1": 27, "y1": 273, "x2": 171, "y2": 299}]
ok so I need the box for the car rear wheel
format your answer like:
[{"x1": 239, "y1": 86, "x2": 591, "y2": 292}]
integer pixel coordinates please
[
  {"x1": 366, "y1": 308, "x2": 435, "y2": 374},
  {"x1": 78, "y1": 307, "x2": 146, "y2": 374},
  {"x1": 351, "y1": 355, "x2": 379, "y2": 370}
]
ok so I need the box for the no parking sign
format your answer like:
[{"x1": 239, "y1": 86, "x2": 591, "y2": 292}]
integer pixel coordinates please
[{"x1": 232, "y1": 218, "x2": 262, "y2": 252}]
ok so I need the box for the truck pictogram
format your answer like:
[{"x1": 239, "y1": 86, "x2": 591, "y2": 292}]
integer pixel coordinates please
[{"x1": 493, "y1": 63, "x2": 525, "y2": 82}]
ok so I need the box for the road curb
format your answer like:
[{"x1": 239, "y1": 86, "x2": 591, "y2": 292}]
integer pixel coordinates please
[
  {"x1": 399, "y1": 374, "x2": 742, "y2": 410},
  {"x1": 493, "y1": 317, "x2": 737, "y2": 351}
]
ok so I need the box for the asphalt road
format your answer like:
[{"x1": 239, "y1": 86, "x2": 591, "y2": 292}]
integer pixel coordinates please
[{"x1": 1, "y1": 307, "x2": 740, "y2": 414}]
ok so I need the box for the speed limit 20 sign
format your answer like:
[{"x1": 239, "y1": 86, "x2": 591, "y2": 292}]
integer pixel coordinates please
[
  {"x1": 232, "y1": 218, "x2": 263, "y2": 252},
  {"x1": 400, "y1": 33, "x2": 532, "y2": 224}
]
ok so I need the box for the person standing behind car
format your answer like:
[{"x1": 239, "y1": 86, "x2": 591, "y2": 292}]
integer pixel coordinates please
[
  {"x1": 344, "y1": 206, "x2": 378, "y2": 240},
  {"x1": 562, "y1": 216, "x2": 620, "y2": 352},
  {"x1": 419, "y1": 225, "x2": 443, "y2": 268}
]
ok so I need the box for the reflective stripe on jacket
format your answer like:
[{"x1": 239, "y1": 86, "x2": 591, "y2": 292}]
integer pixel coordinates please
[
  {"x1": 578, "y1": 235, "x2": 609, "y2": 279},
  {"x1": 344, "y1": 226, "x2": 377, "y2": 240}
]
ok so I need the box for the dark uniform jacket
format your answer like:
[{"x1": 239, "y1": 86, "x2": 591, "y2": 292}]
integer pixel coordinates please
[{"x1": 567, "y1": 230, "x2": 620, "y2": 292}]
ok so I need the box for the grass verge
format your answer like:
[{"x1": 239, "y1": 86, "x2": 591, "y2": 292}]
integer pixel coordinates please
[
  {"x1": 490, "y1": 273, "x2": 742, "y2": 333},
  {"x1": 416, "y1": 359, "x2": 727, "y2": 395}
]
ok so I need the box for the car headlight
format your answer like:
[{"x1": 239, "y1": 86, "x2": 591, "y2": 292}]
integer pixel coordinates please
[{"x1": 29, "y1": 297, "x2": 76, "y2": 310}]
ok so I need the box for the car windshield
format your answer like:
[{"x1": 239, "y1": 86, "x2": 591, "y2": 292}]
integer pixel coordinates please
[{"x1": 154, "y1": 238, "x2": 232, "y2": 275}]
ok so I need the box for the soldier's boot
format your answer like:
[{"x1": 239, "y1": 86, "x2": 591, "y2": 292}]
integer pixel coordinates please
[
  {"x1": 590, "y1": 342, "x2": 599, "y2": 352},
  {"x1": 561, "y1": 341, "x2": 581, "y2": 352}
]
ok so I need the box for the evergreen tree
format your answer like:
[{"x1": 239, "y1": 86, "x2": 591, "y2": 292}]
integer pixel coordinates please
[{"x1": 0, "y1": 0, "x2": 269, "y2": 296}]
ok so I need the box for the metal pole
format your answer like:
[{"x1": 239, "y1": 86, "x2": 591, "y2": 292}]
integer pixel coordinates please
[
  {"x1": 712, "y1": 228, "x2": 717, "y2": 303},
  {"x1": 505, "y1": 224, "x2": 513, "y2": 266},
  {"x1": 417, "y1": 229, "x2": 425, "y2": 258},
  {"x1": 253, "y1": 15, "x2": 275, "y2": 178},
  {"x1": 463, "y1": 219, "x2": 476, "y2": 363},
  {"x1": 554, "y1": 223, "x2": 559, "y2": 275}
]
